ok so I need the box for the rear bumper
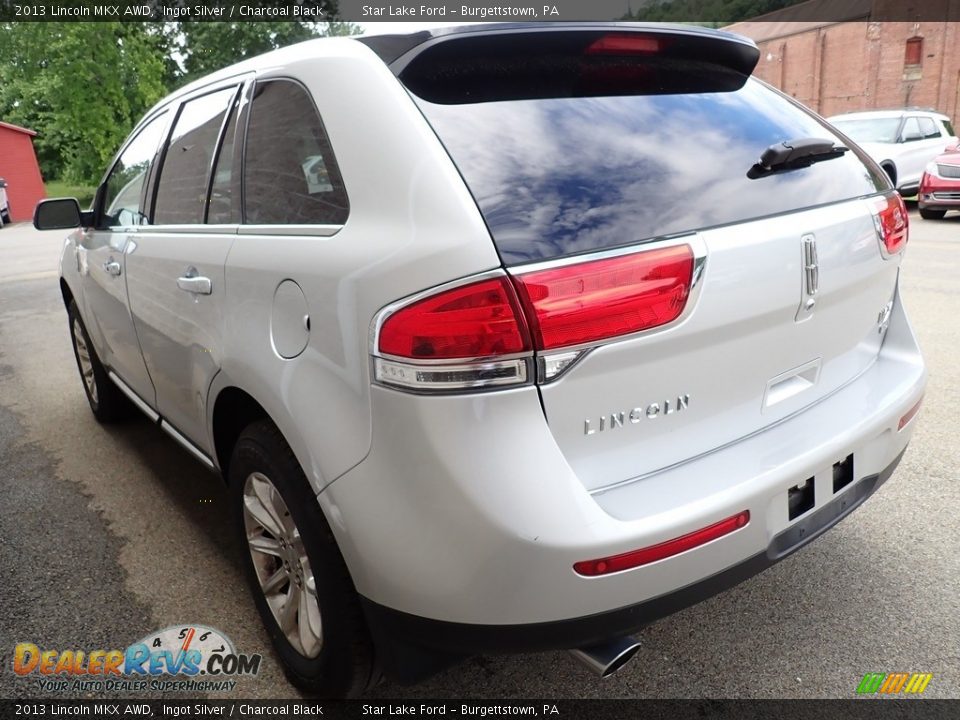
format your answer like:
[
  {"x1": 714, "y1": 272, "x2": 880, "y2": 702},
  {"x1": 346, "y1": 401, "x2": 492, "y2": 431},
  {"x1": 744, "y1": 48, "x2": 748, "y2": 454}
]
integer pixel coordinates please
[
  {"x1": 362, "y1": 448, "x2": 903, "y2": 675},
  {"x1": 322, "y1": 287, "x2": 925, "y2": 670}
]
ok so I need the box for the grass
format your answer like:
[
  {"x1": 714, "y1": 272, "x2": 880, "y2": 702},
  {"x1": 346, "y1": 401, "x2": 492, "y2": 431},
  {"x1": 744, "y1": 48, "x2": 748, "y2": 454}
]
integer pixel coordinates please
[{"x1": 44, "y1": 180, "x2": 96, "y2": 209}]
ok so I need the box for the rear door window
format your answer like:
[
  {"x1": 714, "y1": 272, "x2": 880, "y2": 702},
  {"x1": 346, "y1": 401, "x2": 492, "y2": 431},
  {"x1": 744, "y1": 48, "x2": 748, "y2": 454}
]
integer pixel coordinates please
[
  {"x1": 918, "y1": 117, "x2": 940, "y2": 139},
  {"x1": 153, "y1": 86, "x2": 238, "y2": 225},
  {"x1": 416, "y1": 80, "x2": 886, "y2": 264},
  {"x1": 242, "y1": 79, "x2": 349, "y2": 226}
]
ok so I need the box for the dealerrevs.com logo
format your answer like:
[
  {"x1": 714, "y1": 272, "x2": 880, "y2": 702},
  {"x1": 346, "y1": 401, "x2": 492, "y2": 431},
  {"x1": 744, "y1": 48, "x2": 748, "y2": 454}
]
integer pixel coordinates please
[{"x1": 13, "y1": 624, "x2": 261, "y2": 693}]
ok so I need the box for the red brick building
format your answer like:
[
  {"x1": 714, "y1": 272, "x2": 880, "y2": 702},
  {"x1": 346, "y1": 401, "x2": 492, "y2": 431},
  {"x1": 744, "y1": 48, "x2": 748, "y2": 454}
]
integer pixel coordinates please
[
  {"x1": 0, "y1": 121, "x2": 46, "y2": 223},
  {"x1": 726, "y1": 0, "x2": 960, "y2": 120}
]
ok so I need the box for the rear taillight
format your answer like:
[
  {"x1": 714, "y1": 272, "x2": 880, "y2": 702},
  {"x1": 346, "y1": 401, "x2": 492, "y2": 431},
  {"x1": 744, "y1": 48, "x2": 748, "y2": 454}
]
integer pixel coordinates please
[
  {"x1": 374, "y1": 276, "x2": 532, "y2": 391},
  {"x1": 373, "y1": 243, "x2": 700, "y2": 392},
  {"x1": 872, "y1": 193, "x2": 909, "y2": 256},
  {"x1": 512, "y1": 244, "x2": 695, "y2": 356}
]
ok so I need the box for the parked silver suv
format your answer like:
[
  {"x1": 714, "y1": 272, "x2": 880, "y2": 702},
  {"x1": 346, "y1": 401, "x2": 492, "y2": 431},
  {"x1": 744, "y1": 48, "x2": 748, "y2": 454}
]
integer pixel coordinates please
[{"x1": 35, "y1": 24, "x2": 926, "y2": 697}]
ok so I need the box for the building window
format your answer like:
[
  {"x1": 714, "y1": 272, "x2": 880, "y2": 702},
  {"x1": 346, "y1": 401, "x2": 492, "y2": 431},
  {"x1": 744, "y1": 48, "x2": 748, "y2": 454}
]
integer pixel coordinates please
[{"x1": 904, "y1": 37, "x2": 923, "y2": 67}]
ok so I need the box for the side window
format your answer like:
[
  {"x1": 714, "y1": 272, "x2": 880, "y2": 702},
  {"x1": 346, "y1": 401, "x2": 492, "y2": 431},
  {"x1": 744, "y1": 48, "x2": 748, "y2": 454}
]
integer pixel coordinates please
[
  {"x1": 153, "y1": 87, "x2": 237, "y2": 225},
  {"x1": 918, "y1": 117, "x2": 940, "y2": 139},
  {"x1": 900, "y1": 117, "x2": 922, "y2": 142},
  {"x1": 207, "y1": 90, "x2": 243, "y2": 224},
  {"x1": 944, "y1": 119, "x2": 956, "y2": 137},
  {"x1": 100, "y1": 112, "x2": 168, "y2": 229},
  {"x1": 243, "y1": 79, "x2": 349, "y2": 225}
]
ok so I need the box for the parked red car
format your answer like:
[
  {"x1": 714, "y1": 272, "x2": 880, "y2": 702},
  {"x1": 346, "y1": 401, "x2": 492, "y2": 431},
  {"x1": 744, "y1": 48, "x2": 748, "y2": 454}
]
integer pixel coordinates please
[{"x1": 919, "y1": 143, "x2": 960, "y2": 219}]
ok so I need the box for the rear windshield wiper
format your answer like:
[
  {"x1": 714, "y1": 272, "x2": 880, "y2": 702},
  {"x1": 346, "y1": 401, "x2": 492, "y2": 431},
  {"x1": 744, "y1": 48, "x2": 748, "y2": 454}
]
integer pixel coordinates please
[{"x1": 748, "y1": 138, "x2": 849, "y2": 179}]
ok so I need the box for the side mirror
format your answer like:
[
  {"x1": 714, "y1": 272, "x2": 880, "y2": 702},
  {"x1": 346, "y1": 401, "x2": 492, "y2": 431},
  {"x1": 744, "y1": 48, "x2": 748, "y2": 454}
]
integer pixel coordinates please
[
  {"x1": 945, "y1": 142, "x2": 960, "y2": 153},
  {"x1": 34, "y1": 198, "x2": 84, "y2": 231}
]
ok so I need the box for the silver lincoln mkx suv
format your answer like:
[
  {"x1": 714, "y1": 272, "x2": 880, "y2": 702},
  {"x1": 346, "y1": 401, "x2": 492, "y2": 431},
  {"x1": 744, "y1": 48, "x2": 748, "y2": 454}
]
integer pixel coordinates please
[{"x1": 35, "y1": 24, "x2": 926, "y2": 697}]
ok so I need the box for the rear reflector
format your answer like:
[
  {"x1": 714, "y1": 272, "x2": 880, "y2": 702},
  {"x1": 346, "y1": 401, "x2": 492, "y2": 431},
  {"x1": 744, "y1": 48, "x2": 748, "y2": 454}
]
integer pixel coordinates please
[
  {"x1": 378, "y1": 277, "x2": 531, "y2": 360},
  {"x1": 573, "y1": 511, "x2": 750, "y2": 577},
  {"x1": 512, "y1": 245, "x2": 695, "y2": 351},
  {"x1": 898, "y1": 398, "x2": 923, "y2": 431},
  {"x1": 872, "y1": 193, "x2": 909, "y2": 256}
]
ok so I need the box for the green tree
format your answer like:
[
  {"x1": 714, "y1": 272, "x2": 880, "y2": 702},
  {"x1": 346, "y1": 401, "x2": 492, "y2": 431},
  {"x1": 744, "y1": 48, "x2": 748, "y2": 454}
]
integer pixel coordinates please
[
  {"x1": 0, "y1": 22, "x2": 170, "y2": 183},
  {"x1": 176, "y1": 20, "x2": 361, "y2": 83},
  {"x1": 625, "y1": 0, "x2": 802, "y2": 23}
]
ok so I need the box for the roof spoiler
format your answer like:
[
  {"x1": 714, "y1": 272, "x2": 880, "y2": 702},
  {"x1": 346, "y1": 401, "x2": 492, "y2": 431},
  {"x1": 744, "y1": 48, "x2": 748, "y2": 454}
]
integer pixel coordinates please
[
  {"x1": 359, "y1": 24, "x2": 760, "y2": 105},
  {"x1": 358, "y1": 23, "x2": 759, "y2": 76}
]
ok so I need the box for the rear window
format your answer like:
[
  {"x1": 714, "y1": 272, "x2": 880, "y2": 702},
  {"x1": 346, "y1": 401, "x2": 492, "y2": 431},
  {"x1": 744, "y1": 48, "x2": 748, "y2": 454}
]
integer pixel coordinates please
[{"x1": 416, "y1": 77, "x2": 885, "y2": 264}]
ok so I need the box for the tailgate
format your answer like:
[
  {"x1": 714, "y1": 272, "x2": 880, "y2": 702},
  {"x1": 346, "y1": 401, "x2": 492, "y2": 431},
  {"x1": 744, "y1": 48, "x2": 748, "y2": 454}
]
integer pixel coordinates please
[{"x1": 535, "y1": 200, "x2": 898, "y2": 491}]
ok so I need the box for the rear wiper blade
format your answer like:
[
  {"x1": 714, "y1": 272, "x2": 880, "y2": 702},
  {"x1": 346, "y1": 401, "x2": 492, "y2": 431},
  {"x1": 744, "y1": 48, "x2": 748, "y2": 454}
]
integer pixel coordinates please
[{"x1": 748, "y1": 138, "x2": 849, "y2": 179}]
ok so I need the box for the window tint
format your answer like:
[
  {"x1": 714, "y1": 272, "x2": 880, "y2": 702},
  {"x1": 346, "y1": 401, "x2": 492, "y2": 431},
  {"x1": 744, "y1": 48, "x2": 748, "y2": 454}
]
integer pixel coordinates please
[
  {"x1": 243, "y1": 80, "x2": 348, "y2": 225},
  {"x1": 207, "y1": 91, "x2": 242, "y2": 224},
  {"x1": 832, "y1": 117, "x2": 901, "y2": 144},
  {"x1": 154, "y1": 87, "x2": 236, "y2": 225},
  {"x1": 417, "y1": 79, "x2": 885, "y2": 264},
  {"x1": 944, "y1": 120, "x2": 956, "y2": 137},
  {"x1": 918, "y1": 117, "x2": 940, "y2": 139},
  {"x1": 101, "y1": 112, "x2": 168, "y2": 228},
  {"x1": 901, "y1": 117, "x2": 922, "y2": 142}
]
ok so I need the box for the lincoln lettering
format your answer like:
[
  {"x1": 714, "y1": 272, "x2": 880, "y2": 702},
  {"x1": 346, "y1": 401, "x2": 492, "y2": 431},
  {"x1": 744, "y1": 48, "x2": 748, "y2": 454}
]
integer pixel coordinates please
[{"x1": 584, "y1": 395, "x2": 690, "y2": 435}]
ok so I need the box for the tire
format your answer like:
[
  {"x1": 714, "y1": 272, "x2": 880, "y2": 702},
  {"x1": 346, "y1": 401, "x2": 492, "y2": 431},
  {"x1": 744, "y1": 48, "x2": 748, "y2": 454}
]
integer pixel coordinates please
[
  {"x1": 919, "y1": 207, "x2": 947, "y2": 220},
  {"x1": 231, "y1": 420, "x2": 375, "y2": 698},
  {"x1": 67, "y1": 300, "x2": 133, "y2": 423}
]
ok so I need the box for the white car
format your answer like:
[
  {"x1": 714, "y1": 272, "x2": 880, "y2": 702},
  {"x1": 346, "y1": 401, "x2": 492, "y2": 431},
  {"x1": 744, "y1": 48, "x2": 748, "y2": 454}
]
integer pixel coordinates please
[
  {"x1": 0, "y1": 178, "x2": 10, "y2": 227},
  {"x1": 828, "y1": 109, "x2": 958, "y2": 194},
  {"x1": 34, "y1": 25, "x2": 926, "y2": 697}
]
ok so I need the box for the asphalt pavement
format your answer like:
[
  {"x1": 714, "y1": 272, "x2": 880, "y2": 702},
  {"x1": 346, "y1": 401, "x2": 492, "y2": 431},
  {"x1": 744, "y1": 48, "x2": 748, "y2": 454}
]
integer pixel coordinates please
[{"x1": 0, "y1": 213, "x2": 957, "y2": 699}]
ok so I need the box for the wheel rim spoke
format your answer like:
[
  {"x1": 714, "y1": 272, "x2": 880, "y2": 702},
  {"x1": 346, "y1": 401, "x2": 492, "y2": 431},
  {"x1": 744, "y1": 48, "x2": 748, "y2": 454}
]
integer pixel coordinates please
[
  {"x1": 244, "y1": 493, "x2": 284, "y2": 538},
  {"x1": 247, "y1": 534, "x2": 283, "y2": 558},
  {"x1": 260, "y1": 566, "x2": 289, "y2": 595},
  {"x1": 73, "y1": 320, "x2": 98, "y2": 402},
  {"x1": 278, "y1": 586, "x2": 299, "y2": 634},
  {"x1": 297, "y1": 580, "x2": 323, "y2": 657}
]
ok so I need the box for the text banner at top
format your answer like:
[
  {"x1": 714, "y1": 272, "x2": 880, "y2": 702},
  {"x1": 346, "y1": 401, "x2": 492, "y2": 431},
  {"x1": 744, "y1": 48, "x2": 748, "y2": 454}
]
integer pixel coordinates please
[{"x1": 1, "y1": 0, "x2": 958, "y2": 23}]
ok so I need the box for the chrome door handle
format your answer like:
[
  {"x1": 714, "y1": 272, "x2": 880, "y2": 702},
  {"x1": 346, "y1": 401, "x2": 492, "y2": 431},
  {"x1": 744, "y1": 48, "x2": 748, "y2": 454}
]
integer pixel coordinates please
[
  {"x1": 177, "y1": 272, "x2": 212, "y2": 295},
  {"x1": 103, "y1": 259, "x2": 122, "y2": 277}
]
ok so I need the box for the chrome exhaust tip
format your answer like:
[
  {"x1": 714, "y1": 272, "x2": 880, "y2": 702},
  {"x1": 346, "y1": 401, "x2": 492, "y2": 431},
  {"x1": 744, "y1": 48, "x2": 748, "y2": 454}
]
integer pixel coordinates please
[{"x1": 568, "y1": 636, "x2": 641, "y2": 678}]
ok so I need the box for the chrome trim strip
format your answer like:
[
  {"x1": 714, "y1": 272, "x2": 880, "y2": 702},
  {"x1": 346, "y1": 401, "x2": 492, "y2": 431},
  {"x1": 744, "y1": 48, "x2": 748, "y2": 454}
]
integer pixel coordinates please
[
  {"x1": 135, "y1": 224, "x2": 240, "y2": 235},
  {"x1": 237, "y1": 224, "x2": 343, "y2": 237},
  {"x1": 107, "y1": 371, "x2": 159, "y2": 423},
  {"x1": 374, "y1": 356, "x2": 529, "y2": 392},
  {"x1": 160, "y1": 420, "x2": 216, "y2": 470},
  {"x1": 509, "y1": 233, "x2": 702, "y2": 275}
]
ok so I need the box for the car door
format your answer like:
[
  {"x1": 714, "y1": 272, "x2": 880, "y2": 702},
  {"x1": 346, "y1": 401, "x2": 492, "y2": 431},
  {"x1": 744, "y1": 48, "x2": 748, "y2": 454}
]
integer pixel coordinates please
[
  {"x1": 125, "y1": 82, "x2": 245, "y2": 456},
  {"x1": 78, "y1": 111, "x2": 171, "y2": 407}
]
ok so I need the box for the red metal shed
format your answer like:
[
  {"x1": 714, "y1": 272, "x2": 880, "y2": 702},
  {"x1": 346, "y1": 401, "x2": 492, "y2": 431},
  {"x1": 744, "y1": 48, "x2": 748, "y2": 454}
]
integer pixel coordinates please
[{"x1": 0, "y1": 121, "x2": 46, "y2": 223}]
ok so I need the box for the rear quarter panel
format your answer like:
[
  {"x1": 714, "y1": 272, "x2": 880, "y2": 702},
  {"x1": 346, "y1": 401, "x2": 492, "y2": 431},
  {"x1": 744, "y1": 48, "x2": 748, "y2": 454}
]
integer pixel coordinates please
[{"x1": 212, "y1": 40, "x2": 502, "y2": 492}]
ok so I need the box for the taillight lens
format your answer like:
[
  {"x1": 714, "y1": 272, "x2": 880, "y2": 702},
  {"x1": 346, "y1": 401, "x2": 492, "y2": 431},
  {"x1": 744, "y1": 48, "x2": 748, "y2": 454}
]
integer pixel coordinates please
[
  {"x1": 378, "y1": 277, "x2": 531, "y2": 360},
  {"x1": 511, "y1": 245, "x2": 695, "y2": 351},
  {"x1": 574, "y1": 511, "x2": 750, "y2": 576},
  {"x1": 872, "y1": 193, "x2": 909, "y2": 256},
  {"x1": 374, "y1": 244, "x2": 698, "y2": 391},
  {"x1": 374, "y1": 277, "x2": 533, "y2": 392}
]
